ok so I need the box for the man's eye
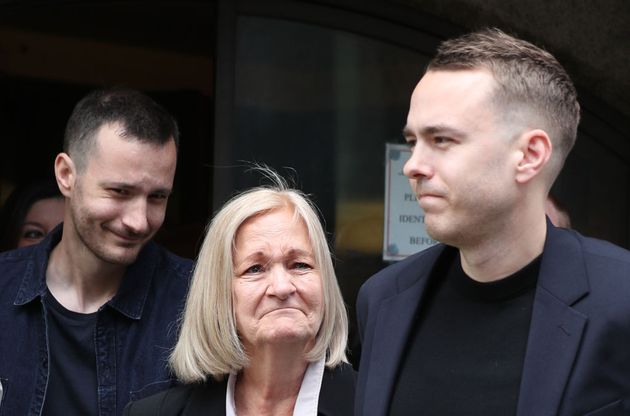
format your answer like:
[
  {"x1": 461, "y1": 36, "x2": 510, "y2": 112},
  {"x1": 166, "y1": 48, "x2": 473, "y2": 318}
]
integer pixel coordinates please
[
  {"x1": 434, "y1": 136, "x2": 451, "y2": 145},
  {"x1": 150, "y1": 193, "x2": 168, "y2": 201},
  {"x1": 110, "y1": 188, "x2": 128, "y2": 196},
  {"x1": 405, "y1": 139, "x2": 417, "y2": 150}
]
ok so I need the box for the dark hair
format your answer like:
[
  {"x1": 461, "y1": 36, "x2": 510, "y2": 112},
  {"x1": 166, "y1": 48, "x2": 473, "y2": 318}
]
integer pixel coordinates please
[
  {"x1": 0, "y1": 180, "x2": 63, "y2": 251},
  {"x1": 427, "y1": 28, "x2": 580, "y2": 180},
  {"x1": 63, "y1": 88, "x2": 180, "y2": 171}
]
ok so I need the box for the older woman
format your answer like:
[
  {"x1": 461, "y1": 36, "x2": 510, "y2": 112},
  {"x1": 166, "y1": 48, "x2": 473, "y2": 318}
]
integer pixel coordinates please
[{"x1": 124, "y1": 174, "x2": 354, "y2": 415}]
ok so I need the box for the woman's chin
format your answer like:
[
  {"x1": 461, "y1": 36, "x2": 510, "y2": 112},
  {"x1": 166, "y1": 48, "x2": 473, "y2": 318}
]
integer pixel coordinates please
[{"x1": 256, "y1": 327, "x2": 315, "y2": 347}]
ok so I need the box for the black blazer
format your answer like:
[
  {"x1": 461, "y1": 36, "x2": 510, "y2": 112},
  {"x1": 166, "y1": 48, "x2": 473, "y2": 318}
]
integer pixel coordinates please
[
  {"x1": 356, "y1": 221, "x2": 630, "y2": 416},
  {"x1": 124, "y1": 363, "x2": 356, "y2": 415}
]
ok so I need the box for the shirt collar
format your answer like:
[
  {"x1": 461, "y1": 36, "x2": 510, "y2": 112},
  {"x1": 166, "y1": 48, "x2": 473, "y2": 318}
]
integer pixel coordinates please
[
  {"x1": 13, "y1": 224, "x2": 61, "y2": 305},
  {"x1": 14, "y1": 223, "x2": 161, "y2": 320},
  {"x1": 225, "y1": 357, "x2": 325, "y2": 416},
  {"x1": 105, "y1": 240, "x2": 160, "y2": 320}
]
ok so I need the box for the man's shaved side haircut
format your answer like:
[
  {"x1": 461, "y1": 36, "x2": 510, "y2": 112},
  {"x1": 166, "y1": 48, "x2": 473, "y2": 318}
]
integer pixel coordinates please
[{"x1": 427, "y1": 28, "x2": 580, "y2": 180}]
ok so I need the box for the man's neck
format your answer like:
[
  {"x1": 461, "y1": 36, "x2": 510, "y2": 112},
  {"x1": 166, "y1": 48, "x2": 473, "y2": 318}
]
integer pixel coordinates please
[
  {"x1": 46, "y1": 238, "x2": 127, "y2": 314},
  {"x1": 459, "y1": 210, "x2": 547, "y2": 283}
]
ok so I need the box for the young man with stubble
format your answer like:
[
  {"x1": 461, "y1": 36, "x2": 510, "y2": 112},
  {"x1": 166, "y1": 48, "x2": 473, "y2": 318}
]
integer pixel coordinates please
[{"x1": 0, "y1": 88, "x2": 193, "y2": 415}]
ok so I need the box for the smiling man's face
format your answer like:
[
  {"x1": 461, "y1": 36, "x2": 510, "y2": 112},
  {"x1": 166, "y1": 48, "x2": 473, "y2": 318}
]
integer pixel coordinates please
[{"x1": 66, "y1": 123, "x2": 176, "y2": 265}]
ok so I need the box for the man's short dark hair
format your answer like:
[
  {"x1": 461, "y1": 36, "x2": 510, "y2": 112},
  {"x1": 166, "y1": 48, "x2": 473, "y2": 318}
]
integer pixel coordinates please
[
  {"x1": 427, "y1": 28, "x2": 580, "y2": 180},
  {"x1": 63, "y1": 88, "x2": 180, "y2": 171}
]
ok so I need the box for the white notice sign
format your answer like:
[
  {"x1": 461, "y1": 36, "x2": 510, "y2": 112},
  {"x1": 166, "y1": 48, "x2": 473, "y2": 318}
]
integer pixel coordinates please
[{"x1": 383, "y1": 143, "x2": 437, "y2": 261}]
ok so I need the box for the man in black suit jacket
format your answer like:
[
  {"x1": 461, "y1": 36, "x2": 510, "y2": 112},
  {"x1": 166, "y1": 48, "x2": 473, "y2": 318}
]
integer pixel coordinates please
[{"x1": 356, "y1": 28, "x2": 630, "y2": 415}]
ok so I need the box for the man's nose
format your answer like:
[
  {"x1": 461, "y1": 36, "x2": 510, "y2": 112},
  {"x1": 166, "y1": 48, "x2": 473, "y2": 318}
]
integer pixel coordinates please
[
  {"x1": 403, "y1": 143, "x2": 434, "y2": 179},
  {"x1": 121, "y1": 199, "x2": 150, "y2": 235}
]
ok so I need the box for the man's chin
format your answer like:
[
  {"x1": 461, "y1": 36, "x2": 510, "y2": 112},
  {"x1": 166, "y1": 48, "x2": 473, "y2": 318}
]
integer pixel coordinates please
[
  {"x1": 96, "y1": 247, "x2": 142, "y2": 266},
  {"x1": 103, "y1": 256, "x2": 137, "y2": 266},
  {"x1": 424, "y1": 221, "x2": 450, "y2": 245}
]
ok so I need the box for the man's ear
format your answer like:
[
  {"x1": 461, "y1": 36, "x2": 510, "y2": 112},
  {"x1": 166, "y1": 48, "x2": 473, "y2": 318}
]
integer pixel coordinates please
[
  {"x1": 515, "y1": 129, "x2": 552, "y2": 184},
  {"x1": 54, "y1": 153, "x2": 77, "y2": 197}
]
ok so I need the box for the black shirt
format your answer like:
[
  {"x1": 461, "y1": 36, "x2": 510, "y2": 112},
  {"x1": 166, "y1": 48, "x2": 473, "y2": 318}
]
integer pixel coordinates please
[
  {"x1": 42, "y1": 290, "x2": 98, "y2": 416},
  {"x1": 389, "y1": 250, "x2": 540, "y2": 415}
]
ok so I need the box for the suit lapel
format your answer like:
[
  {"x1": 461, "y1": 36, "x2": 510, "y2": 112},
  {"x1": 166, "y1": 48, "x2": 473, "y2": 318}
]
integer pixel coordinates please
[
  {"x1": 517, "y1": 224, "x2": 589, "y2": 415},
  {"x1": 516, "y1": 287, "x2": 587, "y2": 415},
  {"x1": 362, "y1": 248, "x2": 445, "y2": 416}
]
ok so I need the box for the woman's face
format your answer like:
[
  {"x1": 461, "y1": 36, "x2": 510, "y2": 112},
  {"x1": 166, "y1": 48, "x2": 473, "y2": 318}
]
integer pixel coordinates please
[
  {"x1": 232, "y1": 207, "x2": 324, "y2": 351},
  {"x1": 17, "y1": 197, "x2": 65, "y2": 248}
]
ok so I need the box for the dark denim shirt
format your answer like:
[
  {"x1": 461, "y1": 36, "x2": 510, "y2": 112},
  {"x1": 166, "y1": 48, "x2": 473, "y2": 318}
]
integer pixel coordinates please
[{"x1": 0, "y1": 226, "x2": 193, "y2": 416}]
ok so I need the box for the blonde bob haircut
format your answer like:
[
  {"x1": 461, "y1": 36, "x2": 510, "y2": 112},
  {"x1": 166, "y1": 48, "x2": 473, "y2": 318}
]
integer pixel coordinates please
[{"x1": 170, "y1": 171, "x2": 349, "y2": 383}]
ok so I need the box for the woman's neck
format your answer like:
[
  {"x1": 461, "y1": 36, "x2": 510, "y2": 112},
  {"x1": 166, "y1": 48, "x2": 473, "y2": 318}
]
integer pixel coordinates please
[{"x1": 235, "y1": 344, "x2": 309, "y2": 416}]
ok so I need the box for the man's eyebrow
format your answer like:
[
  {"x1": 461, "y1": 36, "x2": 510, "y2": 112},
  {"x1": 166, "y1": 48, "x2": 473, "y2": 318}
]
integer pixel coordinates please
[
  {"x1": 402, "y1": 126, "x2": 414, "y2": 138},
  {"x1": 420, "y1": 124, "x2": 464, "y2": 136},
  {"x1": 100, "y1": 181, "x2": 136, "y2": 190},
  {"x1": 100, "y1": 181, "x2": 172, "y2": 195},
  {"x1": 404, "y1": 124, "x2": 467, "y2": 138}
]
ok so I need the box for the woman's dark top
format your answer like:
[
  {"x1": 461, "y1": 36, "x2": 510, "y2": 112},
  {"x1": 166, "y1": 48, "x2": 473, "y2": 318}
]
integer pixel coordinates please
[{"x1": 123, "y1": 362, "x2": 356, "y2": 416}]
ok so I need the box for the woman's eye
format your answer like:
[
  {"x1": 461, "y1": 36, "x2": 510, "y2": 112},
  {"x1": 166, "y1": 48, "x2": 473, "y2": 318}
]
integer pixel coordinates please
[
  {"x1": 22, "y1": 229, "x2": 45, "y2": 239},
  {"x1": 292, "y1": 262, "x2": 312, "y2": 270},
  {"x1": 244, "y1": 264, "x2": 264, "y2": 274}
]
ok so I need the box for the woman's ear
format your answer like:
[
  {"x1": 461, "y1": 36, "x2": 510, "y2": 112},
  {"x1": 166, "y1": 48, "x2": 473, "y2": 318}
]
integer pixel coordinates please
[
  {"x1": 54, "y1": 153, "x2": 76, "y2": 198},
  {"x1": 515, "y1": 129, "x2": 552, "y2": 184}
]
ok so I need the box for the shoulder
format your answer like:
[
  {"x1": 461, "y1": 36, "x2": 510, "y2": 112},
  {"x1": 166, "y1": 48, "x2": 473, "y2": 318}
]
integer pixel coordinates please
[
  {"x1": 358, "y1": 244, "x2": 446, "y2": 304},
  {"x1": 123, "y1": 384, "x2": 195, "y2": 416},
  {"x1": 0, "y1": 245, "x2": 36, "y2": 271},
  {"x1": 548, "y1": 225, "x2": 630, "y2": 265},
  {"x1": 546, "y1": 227, "x2": 630, "y2": 308},
  {"x1": 136, "y1": 243, "x2": 194, "y2": 296},
  {"x1": 0, "y1": 227, "x2": 58, "y2": 278},
  {"x1": 578, "y1": 233, "x2": 630, "y2": 295},
  {"x1": 558, "y1": 228, "x2": 630, "y2": 282},
  {"x1": 579, "y1": 232, "x2": 630, "y2": 264},
  {"x1": 153, "y1": 243, "x2": 194, "y2": 279},
  {"x1": 0, "y1": 245, "x2": 43, "y2": 301},
  {"x1": 319, "y1": 363, "x2": 356, "y2": 415},
  {"x1": 0, "y1": 248, "x2": 28, "y2": 279}
]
